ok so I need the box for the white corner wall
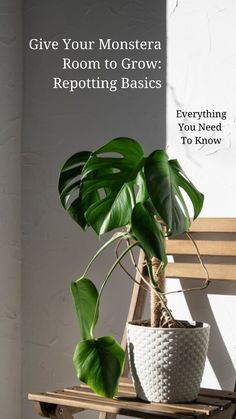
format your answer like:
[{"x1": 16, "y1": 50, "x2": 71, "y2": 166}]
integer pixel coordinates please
[
  {"x1": 0, "y1": 0, "x2": 22, "y2": 418},
  {"x1": 167, "y1": 0, "x2": 236, "y2": 390}
]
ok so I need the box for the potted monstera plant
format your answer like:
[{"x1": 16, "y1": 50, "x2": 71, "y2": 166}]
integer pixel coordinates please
[{"x1": 58, "y1": 138, "x2": 210, "y2": 403}]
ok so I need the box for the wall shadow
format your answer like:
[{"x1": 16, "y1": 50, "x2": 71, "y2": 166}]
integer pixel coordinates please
[{"x1": 171, "y1": 232, "x2": 236, "y2": 390}]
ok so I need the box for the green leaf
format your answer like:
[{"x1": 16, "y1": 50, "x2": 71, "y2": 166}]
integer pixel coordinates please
[
  {"x1": 73, "y1": 336, "x2": 125, "y2": 398},
  {"x1": 81, "y1": 138, "x2": 145, "y2": 235},
  {"x1": 169, "y1": 159, "x2": 204, "y2": 220},
  {"x1": 58, "y1": 151, "x2": 99, "y2": 230},
  {"x1": 131, "y1": 202, "x2": 167, "y2": 265},
  {"x1": 136, "y1": 170, "x2": 149, "y2": 203},
  {"x1": 145, "y1": 150, "x2": 204, "y2": 236},
  {"x1": 71, "y1": 278, "x2": 99, "y2": 340}
]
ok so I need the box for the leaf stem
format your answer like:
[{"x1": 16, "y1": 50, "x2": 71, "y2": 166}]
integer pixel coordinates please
[
  {"x1": 164, "y1": 231, "x2": 210, "y2": 295},
  {"x1": 115, "y1": 239, "x2": 149, "y2": 292},
  {"x1": 90, "y1": 241, "x2": 138, "y2": 336},
  {"x1": 81, "y1": 231, "x2": 129, "y2": 279}
]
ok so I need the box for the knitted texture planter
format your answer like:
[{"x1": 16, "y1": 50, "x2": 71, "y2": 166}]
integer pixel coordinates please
[{"x1": 127, "y1": 320, "x2": 210, "y2": 403}]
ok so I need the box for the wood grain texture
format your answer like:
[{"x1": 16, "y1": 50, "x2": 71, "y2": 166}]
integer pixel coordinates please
[
  {"x1": 29, "y1": 391, "x2": 200, "y2": 418},
  {"x1": 54, "y1": 406, "x2": 75, "y2": 419},
  {"x1": 29, "y1": 382, "x2": 230, "y2": 418},
  {"x1": 80, "y1": 379, "x2": 236, "y2": 402},
  {"x1": 166, "y1": 263, "x2": 236, "y2": 280},
  {"x1": 190, "y1": 218, "x2": 236, "y2": 232},
  {"x1": 166, "y1": 240, "x2": 236, "y2": 256},
  {"x1": 46, "y1": 389, "x2": 220, "y2": 416},
  {"x1": 33, "y1": 401, "x2": 51, "y2": 417}
]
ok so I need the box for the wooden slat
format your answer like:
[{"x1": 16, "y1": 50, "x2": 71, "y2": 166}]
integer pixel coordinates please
[
  {"x1": 79, "y1": 381, "x2": 136, "y2": 396},
  {"x1": 67, "y1": 386, "x2": 136, "y2": 397},
  {"x1": 196, "y1": 396, "x2": 231, "y2": 410},
  {"x1": 166, "y1": 263, "x2": 236, "y2": 280},
  {"x1": 68, "y1": 387, "x2": 224, "y2": 410},
  {"x1": 198, "y1": 388, "x2": 236, "y2": 402},
  {"x1": 190, "y1": 218, "x2": 236, "y2": 233},
  {"x1": 65, "y1": 386, "x2": 232, "y2": 414},
  {"x1": 29, "y1": 381, "x2": 236, "y2": 419},
  {"x1": 166, "y1": 240, "x2": 236, "y2": 256},
  {"x1": 28, "y1": 393, "x2": 199, "y2": 419},
  {"x1": 53, "y1": 389, "x2": 219, "y2": 416},
  {"x1": 117, "y1": 379, "x2": 236, "y2": 402},
  {"x1": 119, "y1": 377, "x2": 133, "y2": 386}
]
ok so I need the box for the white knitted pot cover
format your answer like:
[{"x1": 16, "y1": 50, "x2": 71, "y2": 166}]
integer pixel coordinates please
[{"x1": 127, "y1": 321, "x2": 210, "y2": 403}]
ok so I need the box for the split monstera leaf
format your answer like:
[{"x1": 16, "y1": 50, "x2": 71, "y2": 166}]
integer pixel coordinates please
[{"x1": 58, "y1": 138, "x2": 204, "y2": 397}]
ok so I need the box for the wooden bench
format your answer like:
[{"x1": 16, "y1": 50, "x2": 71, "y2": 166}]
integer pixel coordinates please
[{"x1": 29, "y1": 218, "x2": 236, "y2": 419}]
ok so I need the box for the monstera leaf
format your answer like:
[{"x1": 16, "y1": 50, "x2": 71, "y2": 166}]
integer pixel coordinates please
[
  {"x1": 131, "y1": 202, "x2": 167, "y2": 266},
  {"x1": 71, "y1": 278, "x2": 99, "y2": 340},
  {"x1": 81, "y1": 138, "x2": 146, "y2": 235},
  {"x1": 168, "y1": 159, "x2": 204, "y2": 220},
  {"x1": 144, "y1": 150, "x2": 204, "y2": 236},
  {"x1": 71, "y1": 278, "x2": 125, "y2": 398},
  {"x1": 73, "y1": 336, "x2": 125, "y2": 398},
  {"x1": 58, "y1": 151, "x2": 97, "y2": 230}
]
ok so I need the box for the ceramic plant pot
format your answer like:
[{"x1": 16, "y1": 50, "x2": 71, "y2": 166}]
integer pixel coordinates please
[{"x1": 127, "y1": 320, "x2": 210, "y2": 403}]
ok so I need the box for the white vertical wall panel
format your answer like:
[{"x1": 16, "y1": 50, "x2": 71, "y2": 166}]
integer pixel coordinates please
[{"x1": 167, "y1": 0, "x2": 236, "y2": 390}]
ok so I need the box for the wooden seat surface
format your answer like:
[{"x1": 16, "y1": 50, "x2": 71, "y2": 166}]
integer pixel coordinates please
[{"x1": 28, "y1": 377, "x2": 236, "y2": 419}]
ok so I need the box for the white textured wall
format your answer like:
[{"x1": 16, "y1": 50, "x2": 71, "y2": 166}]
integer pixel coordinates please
[
  {"x1": 167, "y1": 0, "x2": 236, "y2": 390},
  {"x1": 0, "y1": 0, "x2": 22, "y2": 418}
]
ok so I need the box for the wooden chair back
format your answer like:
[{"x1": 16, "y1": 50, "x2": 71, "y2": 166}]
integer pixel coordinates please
[{"x1": 166, "y1": 218, "x2": 236, "y2": 281}]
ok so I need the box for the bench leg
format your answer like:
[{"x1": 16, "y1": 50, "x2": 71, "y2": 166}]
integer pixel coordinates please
[
  {"x1": 99, "y1": 413, "x2": 117, "y2": 419},
  {"x1": 33, "y1": 402, "x2": 80, "y2": 419},
  {"x1": 51, "y1": 406, "x2": 75, "y2": 419},
  {"x1": 34, "y1": 402, "x2": 52, "y2": 417},
  {"x1": 214, "y1": 403, "x2": 236, "y2": 419}
]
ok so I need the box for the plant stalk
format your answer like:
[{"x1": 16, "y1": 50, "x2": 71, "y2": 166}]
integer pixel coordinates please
[
  {"x1": 146, "y1": 259, "x2": 178, "y2": 327},
  {"x1": 150, "y1": 257, "x2": 166, "y2": 327}
]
